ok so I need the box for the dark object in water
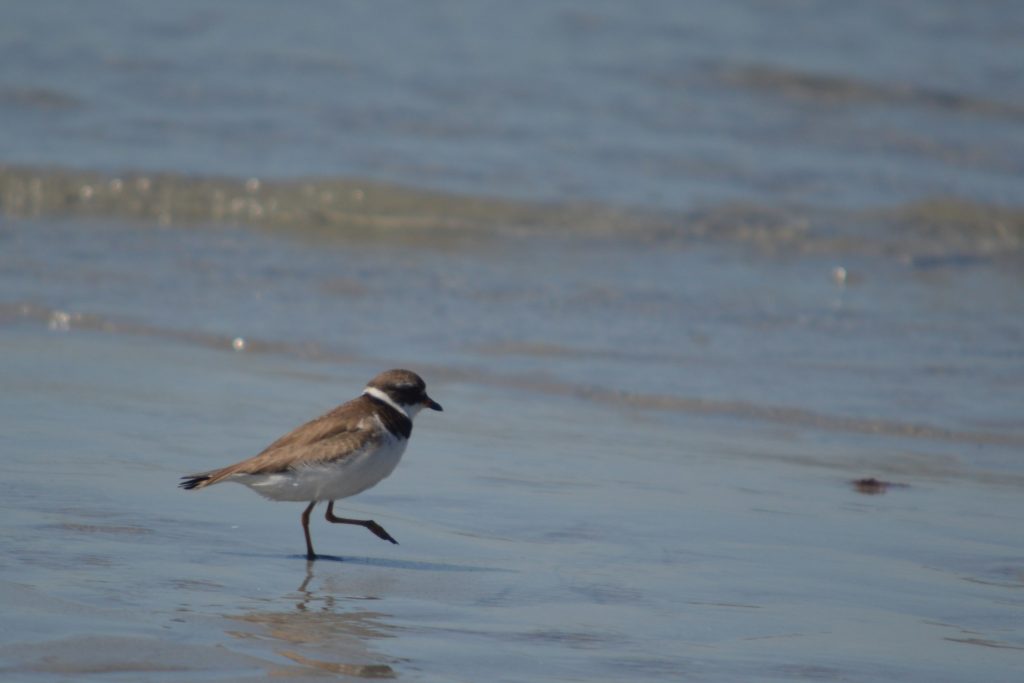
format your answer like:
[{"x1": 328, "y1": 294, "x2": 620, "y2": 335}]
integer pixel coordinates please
[{"x1": 852, "y1": 477, "x2": 909, "y2": 495}]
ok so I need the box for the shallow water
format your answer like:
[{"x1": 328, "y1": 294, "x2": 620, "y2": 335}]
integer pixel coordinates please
[
  {"x1": 2, "y1": 215, "x2": 1023, "y2": 681},
  {"x1": 2, "y1": 1, "x2": 1024, "y2": 680},
  {"x1": 3, "y1": 329, "x2": 1024, "y2": 682}
]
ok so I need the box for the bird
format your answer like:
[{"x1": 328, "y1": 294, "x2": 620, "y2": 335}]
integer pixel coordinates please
[{"x1": 180, "y1": 368, "x2": 442, "y2": 559}]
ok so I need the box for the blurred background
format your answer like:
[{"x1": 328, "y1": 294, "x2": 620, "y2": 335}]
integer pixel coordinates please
[{"x1": 2, "y1": 2, "x2": 1023, "y2": 681}]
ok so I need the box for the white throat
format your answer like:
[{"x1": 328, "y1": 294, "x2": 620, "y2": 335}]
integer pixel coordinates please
[{"x1": 363, "y1": 386, "x2": 410, "y2": 418}]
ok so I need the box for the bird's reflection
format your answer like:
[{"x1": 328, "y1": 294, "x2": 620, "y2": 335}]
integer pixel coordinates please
[{"x1": 226, "y1": 560, "x2": 395, "y2": 679}]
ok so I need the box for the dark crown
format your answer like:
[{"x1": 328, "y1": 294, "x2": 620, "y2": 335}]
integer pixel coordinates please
[{"x1": 367, "y1": 369, "x2": 427, "y2": 405}]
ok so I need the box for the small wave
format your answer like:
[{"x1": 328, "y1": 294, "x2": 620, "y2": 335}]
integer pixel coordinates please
[
  {"x1": 0, "y1": 163, "x2": 639, "y2": 239},
  {"x1": 717, "y1": 64, "x2": 1024, "y2": 119},
  {"x1": 3, "y1": 164, "x2": 1022, "y2": 259},
  {"x1": 4, "y1": 302, "x2": 1021, "y2": 450},
  {"x1": 0, "y1": 86, "x2": 84, "y2": 111},
  {"x1": 481, "y1": 374, "x2": 1024, "y2": 448}
]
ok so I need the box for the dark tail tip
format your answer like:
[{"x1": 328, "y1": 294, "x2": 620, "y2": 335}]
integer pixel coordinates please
[{"x1": 179, "y1": 474, "x2": 210, "y2": 490}]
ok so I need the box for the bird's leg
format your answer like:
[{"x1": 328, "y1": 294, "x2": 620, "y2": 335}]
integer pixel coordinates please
[
  {"x1": 325, "y1": 501, "x2": 398, "y2": 544},
  {"x1": 301, "y1": 501, "x2": 318, "y2": 559}
]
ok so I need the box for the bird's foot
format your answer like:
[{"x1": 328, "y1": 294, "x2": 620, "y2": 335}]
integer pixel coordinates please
[{"x1": 366, "y1": 521, "x2": 398, "y2": 544}]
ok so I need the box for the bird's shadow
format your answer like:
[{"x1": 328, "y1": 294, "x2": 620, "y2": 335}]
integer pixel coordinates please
[
  {"x1": 230, "y1": 552, "x2": 512, "y2": 573},
  {"x1": 297, "y1": 554, "x2": 510, "y2": 573}
]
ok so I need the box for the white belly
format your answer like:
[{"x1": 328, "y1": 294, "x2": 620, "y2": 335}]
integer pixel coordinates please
[{"x1": 233, "y1": 435, "x2": 408, "y2": 502}]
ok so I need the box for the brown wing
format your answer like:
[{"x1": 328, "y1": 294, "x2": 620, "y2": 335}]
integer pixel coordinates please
[{"x1": 191, "y1": 396, "x2": 380, "y2": 487}]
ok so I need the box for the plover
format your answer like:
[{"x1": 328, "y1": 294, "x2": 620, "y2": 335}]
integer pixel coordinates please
[{"x1": 180, "y1": 369, "x2": 442, "y2": 559}]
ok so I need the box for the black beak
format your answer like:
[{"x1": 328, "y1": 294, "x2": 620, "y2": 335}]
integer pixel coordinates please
[{"x1": 424, "y1": 396, "x2": 443, "y2": 412}]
